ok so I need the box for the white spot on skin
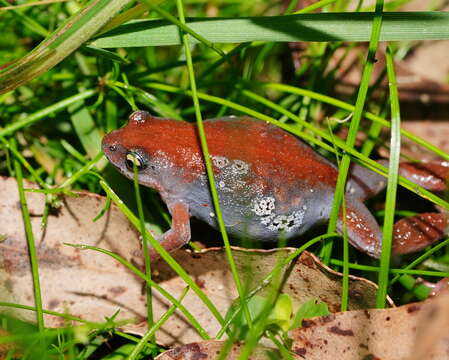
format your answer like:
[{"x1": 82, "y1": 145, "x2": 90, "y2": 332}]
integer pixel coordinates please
[
  {"x1": 267, "y1": 210, "x2": 305, "y2": 232},
  {"x1": 231, "y1": 159, "x2": 249, "y2": 175},
  {"x1": 214, "y1": 158, "x2": 252, "y2": 193},
  {"x1": 252, "y1": 196, "x2": 306, "y2": 233},
  {"x1": 212, "y1": 156, "x2": 229, "y2": 169},
  {"x1": 210, "y1": 212, "x2": 215, "y2": 217},
  {"x1": 252, "y1": 197, "x2": 276, "y2": 216},
  {"x1": 131, "y1": 111, "x2": 147, "y2": 124}
]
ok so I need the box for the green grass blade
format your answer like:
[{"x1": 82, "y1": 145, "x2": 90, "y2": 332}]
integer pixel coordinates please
[
  {"x1": 389, "y1": 237, "x2": 449, "y2": 286},
  {"x1": 330, "y1": 259, "x2": 449, "y2": 278},
  {"x1": 176, "y1": 0, "x2": 253, "y2": 329},
  {"x1": 324, "y1": 0, "x2": 384, "y2": 267},
  {"x1": 0, "y1": 89, "x2": 97, "y2": 137},
  {"x1": 132, "y1": 163, "x2": 154, "y2": 343},
  {"x1": 92, "y1": 12, "x2": 449, "y2": 48},
  {"x1": 68, "y1": 101, "x2": 108, "y2": 168},
  {"x1": 11, "y1": 140, "x2": 45, "y2": 332},
  {"x1": 64, "y1": 242, "x2": 210, "y2": 339},
  {"x1": 140, "y1": 0, "x2": 224, "y2": 56},
  {"x1": 99, "y1": 180, "x2": 225, "y2": 329},
  {"x1": 128, "y1": 287, "x2": 189, "y2": 360},
  {"x1": 0, "y1": 302, "x2": 103, "y2": 325},
  {"x1": 294, "y1": 0, "x2": 337, "y2": 14},
  {"x1": 0, "y1": 0, "x2": 133, "y2": 94},
  {"x1": 0, "y1": 0, "x2": 49, "y2": 37},
  {"x1": 376, "y1": 45, "x2": 400, "y2": 308}
]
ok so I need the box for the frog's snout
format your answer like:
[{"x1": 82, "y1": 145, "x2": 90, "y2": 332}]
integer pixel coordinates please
[{"x1": 102, "y1": 130, "x2": 125, "y2": 165}]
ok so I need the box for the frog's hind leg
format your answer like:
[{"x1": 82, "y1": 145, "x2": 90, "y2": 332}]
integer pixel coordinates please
[
  {"x1": 337, "y1": 195, "x2": 382, "y2": 258},
  {"x1": 348, "y1": 160, "x2": 449, "y2": 201},
  {"x1": 347, "y1": 163, "x2": 387, "y2": 201},
  {"x1": 340, "y1": 196, "x2": 449, "y2": 258},
  {"x1": 392, "y1": 213, "x2": 449, "y2": 255}
]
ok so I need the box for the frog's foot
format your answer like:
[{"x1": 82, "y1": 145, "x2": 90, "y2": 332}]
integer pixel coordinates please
[
  {"x1": 392, "y1": 212, "x2": 449, "y2": 255},
  {"x1": 149, "y1": 201, "x2": 191, "y2": 261},
  {"x1": 338, "y1": 195, "x2": 383, "y2": 258},
  {"x1": 397, "y1": 161, "x2": 449, "y2": 192},
  {"x1": 348, "y1": 160, "x2": 449, "y2": 201}
]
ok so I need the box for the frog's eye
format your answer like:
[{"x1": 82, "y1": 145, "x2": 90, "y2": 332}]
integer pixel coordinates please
[{"x1": 125, "y1": 151, "x2": 147, "y2": 171}]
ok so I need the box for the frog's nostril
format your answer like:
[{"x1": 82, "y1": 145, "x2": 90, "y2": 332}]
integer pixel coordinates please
[{"x1": 109, "y1": 144, "x2": 117, "y2": 152}]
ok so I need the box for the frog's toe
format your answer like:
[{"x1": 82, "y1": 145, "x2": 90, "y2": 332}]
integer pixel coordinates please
[
  {"x1": 338, "y1": 195, "x2": 382, "y2": 258},
  {"x1": 392, "y1": 212, "x2": 449, "y2": 255}
]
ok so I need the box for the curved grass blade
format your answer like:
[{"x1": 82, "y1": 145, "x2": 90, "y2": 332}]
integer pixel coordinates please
[
  {"x1": 376, "y1": 45, "x2": 400, "y2": 308},
  {"x1": 0, "y1": 0, "x2": 133, "y2": 94},
  {"x1": 92, "y1": 11, "x2": 449, "y2": 48},
  {"x1": 176, "y1": 0, "x2": 252, "y2": 329}
]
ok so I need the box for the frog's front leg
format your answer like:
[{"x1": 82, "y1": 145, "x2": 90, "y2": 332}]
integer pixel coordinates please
[{"x1": 149, "y1": 201, "x2": 191, "y2": 260}]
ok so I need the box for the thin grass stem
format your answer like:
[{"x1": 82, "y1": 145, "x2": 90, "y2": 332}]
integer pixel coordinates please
[
  {"x1": 11, "y1": 140, "x2": 45, "y2": 332},
  {"x1": 376, "y1": 45, "x2": 401, "y2": 308},
  {"x1": 176, "y1": 0, "x2": 253, "y2": 328}
]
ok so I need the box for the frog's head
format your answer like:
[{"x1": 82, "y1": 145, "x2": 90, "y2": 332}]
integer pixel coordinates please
[{"x1": 102, "y1": 111, "x2": 203, "y2": 193}]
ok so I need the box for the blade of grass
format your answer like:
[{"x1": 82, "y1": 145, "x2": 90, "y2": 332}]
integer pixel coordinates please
[
  {"x1": 259, "y1": 82, "x2": 449, "y2": 162},
  {"x1": 176, "y1": 0, "x2": 253, "y2": 329},
  {"x1": 294, "y1": 0, "x2": 337, "y2": 13},
  {"x1": 128, "y1": 286, "x2": 189, "y2": 360},
  {"x1": 0, "y1": 302, "x2": 102, "y2": 325},
  {"x1": 65, "y1": 242, "x2": 210, "y2": 340},
  {"x1": 68, "y1": 101, "x2": 108, "y2": 169},
  {"x1": 11, "y1": 139, "x2": 45, "y2": 332},
  {"x1": 330, "y1": 259, "x2": 449, "y2": 278},
  {"x1": 0, "y1": 0, "x2": 49, "y2": 37},
  {"x1": 389, "y1": 237, "x2": 449, "y2": 286},
  {"x1": 139, "y1": 0, "x2": 224, "y2": 56},
  {"x1": 91, "y1": 11, "x2": 449, "y2": 48},
  {"x1": 131, "y1": 162, "x2": 154, "y2": 343},
  {"x1": 0, "y1": 89, "x2": 97, "y2": 137},
  {"x1": 0, "y1": 0, "x2": 133, "y2": 94},
  {"x1": 376, "y1": 45, "x2": 400, "y2": 308},
  {"x1": 215, "y1": 233, "x2": 338, "y2": 339},
  {"x1": 323, "y1": 0, "x2": 384, "y2": 270}
]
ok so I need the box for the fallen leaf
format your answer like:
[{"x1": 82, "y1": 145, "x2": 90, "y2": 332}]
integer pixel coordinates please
[
  {"x1": 0, "y1": 176, "x2": 145, "y2": 329},
  {"x1": 155, "y1": 340, "x2": 280, "y2": 360},
  {"x1": 0, "y1": 177, "x2": 391, "y2": 347},
  {"x1": 289, "y1": 291, "x2": 449, "y2": 360}
]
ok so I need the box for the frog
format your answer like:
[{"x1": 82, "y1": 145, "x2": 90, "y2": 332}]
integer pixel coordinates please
[{"x1": 102, "y1": 111, "x2": 449, "y2": 259}]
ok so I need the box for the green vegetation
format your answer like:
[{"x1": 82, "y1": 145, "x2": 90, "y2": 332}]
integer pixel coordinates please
[{"x1": 1, "y1": 0, "x2": 449, "y2": 358}]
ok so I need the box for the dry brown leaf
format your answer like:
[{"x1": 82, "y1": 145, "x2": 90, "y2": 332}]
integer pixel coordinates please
[
  {"x1": 409, "y1": 291, "x2": 449, "y2": 360},
  {"x1": 0, "y1": 176, "x2": 145, "y2": 329},
  {"x1": 150, "y1": 246, "x2": 392, "y2": 345},
  {"x1": 289, "y1": 292, "x2": 449, "y2": 360},
  {"x1": 0, "y1": 177, "x2": 390, "y2": 347},
  {"x1": 155, "y1": 340, "x2": 280, "y2": 360}
]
